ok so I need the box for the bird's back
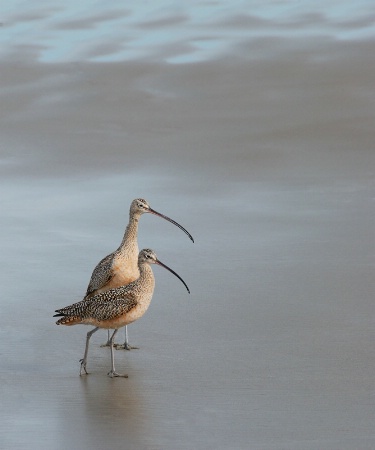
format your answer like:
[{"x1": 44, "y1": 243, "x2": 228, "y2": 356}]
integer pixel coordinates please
[
  {"x1": 56, "y1": 263, "x2": 155, "y2": 328},
  {"x1": 85, "y1": 252, "x2": 115, "y2": 297}
]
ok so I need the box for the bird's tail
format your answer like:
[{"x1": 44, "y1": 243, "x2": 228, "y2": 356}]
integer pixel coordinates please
[{"x1": 55, "y1": 315, "x2": 82, "y2": 326}]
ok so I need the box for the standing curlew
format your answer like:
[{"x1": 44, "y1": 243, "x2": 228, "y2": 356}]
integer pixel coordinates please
[
  {"x1": 54, "y1": 249, "x2": 190, "y2": 377},
  {"x1": 85, "y1": 198, "x2": 194, "y2": 349}
]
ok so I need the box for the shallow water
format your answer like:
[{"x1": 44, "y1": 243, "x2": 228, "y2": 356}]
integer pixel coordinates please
[
  {"x1": 2, "y1": 0, "x2": 374, "y2": 63},
  {"x1": 1, "y1": 2, "x2": 375, "y2": 449}
]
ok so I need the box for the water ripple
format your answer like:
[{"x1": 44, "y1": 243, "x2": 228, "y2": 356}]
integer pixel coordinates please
[{"x1": 1, "y1": 1, "x2": 375, "y2": 63}]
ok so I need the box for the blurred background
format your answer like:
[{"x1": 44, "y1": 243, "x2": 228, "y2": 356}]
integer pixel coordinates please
[{"x1": 1, "y1": 1, "x2": 375, "y2": 449}]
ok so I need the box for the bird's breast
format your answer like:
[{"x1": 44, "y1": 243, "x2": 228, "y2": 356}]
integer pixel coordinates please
[{"x1": 109, "y1": 258, "x2": 140, "y2": 288}]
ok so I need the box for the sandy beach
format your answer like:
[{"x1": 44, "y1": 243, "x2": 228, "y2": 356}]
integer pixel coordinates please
[{"x1": 1, "y1": 2, "x2": 375, "y2": 449}]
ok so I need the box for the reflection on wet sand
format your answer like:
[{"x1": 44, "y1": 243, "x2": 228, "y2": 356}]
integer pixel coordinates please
[{"x1": 77, "y1": 376, "x2": 147, "y2": 448}]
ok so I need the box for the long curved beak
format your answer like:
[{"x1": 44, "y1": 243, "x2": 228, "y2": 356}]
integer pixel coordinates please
[
  {"x1": 155, "y1": 259, "x2": 190, "y2": 293},
  {"x1": 148, "y1": 208, "x2": 194, "y2": 243}
]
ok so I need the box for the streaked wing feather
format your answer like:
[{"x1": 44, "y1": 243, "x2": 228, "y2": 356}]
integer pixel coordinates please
[
  {"x1": 55, "y1": 288, "x2": 138, "y2": 322},
  {"x1": 86, "y1": 252, "x2": 115, "y2": 295}
]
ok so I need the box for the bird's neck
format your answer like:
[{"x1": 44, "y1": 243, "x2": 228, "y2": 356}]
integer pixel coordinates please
[
  {"x1": 119, "y1": 213, "x2": 140, "y2": 254},
  {"x1": 138, "y1": 262, "x2": 155, "y2": 291}
]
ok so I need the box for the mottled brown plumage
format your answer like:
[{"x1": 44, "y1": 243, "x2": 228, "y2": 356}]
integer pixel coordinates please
[
  {"x1": 54, "y1": 249, "x2": 190, "y2": 378},
  {"x1": 83, "y1": 198, "x2": 194, "y2": 349}
]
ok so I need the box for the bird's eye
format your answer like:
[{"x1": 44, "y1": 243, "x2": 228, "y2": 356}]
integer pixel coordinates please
[{"x1": 138, "y1": 198, "x2": 147, "y2": 208}]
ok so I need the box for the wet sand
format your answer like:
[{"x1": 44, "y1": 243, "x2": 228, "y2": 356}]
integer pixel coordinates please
[{"x1": 1, "y1": 3, "x2": 375, "y2": 449}]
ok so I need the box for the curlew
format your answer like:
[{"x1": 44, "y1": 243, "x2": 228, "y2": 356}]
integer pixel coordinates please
[
  {"x1": 54, "y1": 249, "x2": 190, "y2": 377},
  {"x1": 85, "y1": 198, "x2": 193, "y2": 349}
]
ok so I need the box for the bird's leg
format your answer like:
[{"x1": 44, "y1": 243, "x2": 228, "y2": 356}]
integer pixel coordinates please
[
  {"x1": 107, "y1": 329, "x2": 128, "y2": 378},
  {"x1": 80, "y1": 327, "x2": 99, "y2": 376},
  {"x1": 100, "y1": 329, "x2": 112, "y2": 348},
  {"x1": 115, "y1": 325, "x2": 139, "y2": 350}
]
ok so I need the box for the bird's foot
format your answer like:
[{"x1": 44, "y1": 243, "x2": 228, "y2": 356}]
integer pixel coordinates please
[
  {"x1": 107, "y1": 370, "x2": 128, "y2": 378},
  {"x1": 114, "y1": 343, "x2": 139, "y2": 351},
  {"x1": 100, "y1": 341, "x2": 113, "y2": 348},
  {"x1": 79, "y1": 359, "x2": 89, "y2": 376}
]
